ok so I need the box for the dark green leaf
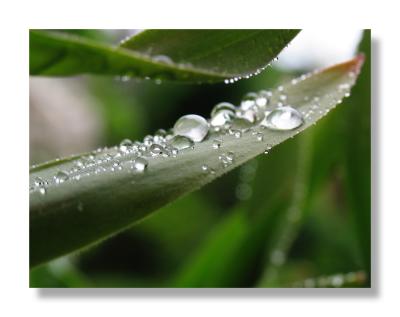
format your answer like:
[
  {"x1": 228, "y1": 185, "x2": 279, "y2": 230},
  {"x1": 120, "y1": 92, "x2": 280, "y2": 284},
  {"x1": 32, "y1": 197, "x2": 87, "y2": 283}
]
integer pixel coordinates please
[{"x1": 29, "y1": 29, "x2": 299, "y2": 83}]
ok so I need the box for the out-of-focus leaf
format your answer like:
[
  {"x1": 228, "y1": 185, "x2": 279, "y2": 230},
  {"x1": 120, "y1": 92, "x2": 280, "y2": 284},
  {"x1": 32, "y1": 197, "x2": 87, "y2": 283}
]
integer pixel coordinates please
[
  {"x1": 344, "y1": 30, "x2": 371, "y2": 277},
  {"x1": 29, "y1": 29, "x2": 299, "y2": 83},
  {"x1": 30, "y1": 57, "x2": 364, "y2": 268},
  {"x1": 172, "y1": 199, "x2": 285, "y2": 287}
]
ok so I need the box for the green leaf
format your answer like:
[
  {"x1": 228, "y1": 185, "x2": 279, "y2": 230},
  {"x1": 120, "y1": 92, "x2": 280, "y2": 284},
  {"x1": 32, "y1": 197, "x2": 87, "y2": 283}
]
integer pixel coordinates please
[
  {"x1": 172, "y1": 200, "x2": 286, "y2": 287},
  {"x1": 30, "y1": 56, "x2": 364, "y2": 268},
  {"x1": 344, "y1": 30, "x2": 371, "y2": 276},
  {"x1": 29, "y1": 29, "x2": 299, "y2": 83}
]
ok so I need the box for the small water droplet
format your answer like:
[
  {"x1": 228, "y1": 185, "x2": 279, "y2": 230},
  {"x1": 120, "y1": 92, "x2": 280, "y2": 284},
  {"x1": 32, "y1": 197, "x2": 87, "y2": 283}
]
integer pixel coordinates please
[
  {"x1": 256, "y1": 90, "x2": 271, "y2": 107},
  {"x1": 54, "y1": 171, "x2": 69, "y2": 184},
  {"x1": 212, "y1": 139, "x2": 222, "y2": 149},
  {"x1": 143, "y1": 135, "x2": 154, "y2": 146},
  {"x1": 229, "y1": 117, "x2": 253, "y2": 130},
  {"x1": 153, "y1": 55, "x2": 173, "y2": 65},
  {"x1": 130, "y1": 157, "x2": 148, "y2": 172},
  {"x1": 229, "y1": 129, "x2": 242, "y2": 138},
  {"x1": 149, "y1": 144, "x2": 164, "y2": 156},
  {"x1": 39, "y1": 187, "x2": 47, "y2": 195},
  {"x1": 173, "y1": 114, "x2": 209, "y2": 142},
  {"x1": 256, "y1": 132, "x2": 264, "y2": 141},
  {"x1": 240, "y1": 92, "x2": 258, "y2": 110},
  {"x1": 169, "y1": 135, "x2": 194, "y2": 150},
  {"x1": 211, "y1": 102, "x2": 236, "y2": 117},
  {"x1": 119, "y1": 139, "x2": 133, "y2": 153},
  {"x1": 262, "y1": 106, "x2": 304, "y2": 131},
  {"x1": 201, "y1": 164, "x2": 209, "y2": 172},
  {"x1": 236, "y1": 109, "x2": 258, "y2": 123},
  {"x1": 219, "y1": 151, "x2": 235, "y2": 167},
  {"x1": 34, "y1": 176, "x2": 46, "y2": 187},
  {"x1": 210, "y1": 109, "x2": 235, "y2": 127}
]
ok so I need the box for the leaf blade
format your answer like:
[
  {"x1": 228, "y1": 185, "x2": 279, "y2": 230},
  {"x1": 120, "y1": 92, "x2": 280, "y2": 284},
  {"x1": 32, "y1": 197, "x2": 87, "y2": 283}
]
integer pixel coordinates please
[
  {"x1": 30, "y1": 29, "x2": 299, "y2": 83},
  {"x1": 30, "y1": 56, "x2": 364, "y2": 267}
]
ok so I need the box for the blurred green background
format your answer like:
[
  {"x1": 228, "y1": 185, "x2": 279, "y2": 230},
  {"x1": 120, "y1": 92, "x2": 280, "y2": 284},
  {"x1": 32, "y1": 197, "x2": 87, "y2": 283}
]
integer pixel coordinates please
[{"x1": 29, "y1": 29, "x2": 370, "y2": 288}]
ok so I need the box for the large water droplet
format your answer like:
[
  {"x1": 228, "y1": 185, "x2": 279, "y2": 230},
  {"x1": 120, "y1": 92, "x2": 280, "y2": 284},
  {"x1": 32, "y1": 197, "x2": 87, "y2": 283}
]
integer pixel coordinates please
[
  {"x1": 54, "y1": 171, "x2": 69, "y2": 184},
  {"x1": 262, "y1": 106, "x2": 304, "y2": 131},
  {"x1": 169, "y1": 135, "x2": 193, "y2": 150},
  {"x1": 173, "y1": 114, "x2": 209, "y2": 142}
]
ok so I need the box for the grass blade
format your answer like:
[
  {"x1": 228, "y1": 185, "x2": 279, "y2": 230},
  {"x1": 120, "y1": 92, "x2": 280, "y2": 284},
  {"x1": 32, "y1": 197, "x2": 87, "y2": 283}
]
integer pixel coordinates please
[{"x1": 29, "y1": 30, "x2": 299, "y2": 83}]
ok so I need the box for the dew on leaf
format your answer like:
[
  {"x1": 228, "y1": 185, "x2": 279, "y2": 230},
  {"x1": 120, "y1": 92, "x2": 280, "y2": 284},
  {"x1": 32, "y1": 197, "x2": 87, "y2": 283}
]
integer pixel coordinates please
[
  {"x1": 173, "y1": 114, "x2": 209, "y2": 142},
  {"x1": 54, "y1": 171, "x2": 69, "y2": 184},
  {"x1": 262, "y1": 106, "x2": 304, "y2": 131},
  {"x1": 130, "y1": 157, "x2": 148, "y2": 173},
  {"x1": 169, "y1": 135, "x2": 193, "y2": 150}
]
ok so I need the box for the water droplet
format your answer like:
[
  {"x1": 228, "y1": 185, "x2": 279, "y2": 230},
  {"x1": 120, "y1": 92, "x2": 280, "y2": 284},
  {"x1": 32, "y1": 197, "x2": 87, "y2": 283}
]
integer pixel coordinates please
[
  {"x1": 229, "y1": 129, "x2": 242, "y2": 138},
  {"x1": 155, "y1": 129, "x2": 167, "y2": 136},
  {"x1": 229, "y1": 117, "x2": 253, "y2": 130},
  {"x1": 149, "y1": 144, "x2": 164, "y2": 156},
  {"x1": 143, "y1": 135, "x2": 154, "y2": 146},
  {"x1": 262, "y1": 106, "x2": 304, "y2": 131},
  {"x1": 210, "y1": 109, "x2": 235, "y2": 127},
  {"x1": 169, "y1": 135, "x2": 194, "y2": 150},
  {"x1": 54, "y1": 171, "x2": 69, "y2": 184},
  {"x1": 173, "y1": 114, "x2": 209, "y2": 142},
  {"x1": 34, "y1": 176, "x2": 46, "y2": 187},
  {"x1": 119, "y1": 138, "x2": 133, "y2": 153},
  {"x1": 255, "y1": 132, "x2": 264, "y2": 141},
  {"x1": 201, "y1": 164, "x2": 209, "y2": 172},
  {"x1": 279, "y1": 94, "x2": 287, "y2": 102},
  {"x1": 236, "y1": 109, "x2": 258, "y2": 123},
  {"x1": 153, "y1": 55, "x2": 173, "y2": 65},
  {"x1": 240, "y1": 92, "x2": 258, "y2": 110},
  {"x1": 219, "y1": 151, "x2": 235, "y2": 167},
  {"x1": 130, "y1": 157, "x2": 148, "y2": 172},
  {"x1": 212, "y1": 139, "x2": 222, "y2": 149},
  {"x1": 254, "y1": 91, "x2": 268, "y2": 108},
  {"x1": 210, "y1": 102, "x2": 236, "y2": 117},
  {"x1": 39, "y1": 187, "x2": 47, "y2": 195}
]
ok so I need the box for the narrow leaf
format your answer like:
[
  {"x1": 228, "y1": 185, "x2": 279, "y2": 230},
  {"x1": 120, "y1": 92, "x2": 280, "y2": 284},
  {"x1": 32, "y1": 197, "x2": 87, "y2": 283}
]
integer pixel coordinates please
[
  {"x1": 30, "y1": 56, "x2": 364, "y2": 267},
  {"x1": 29, "y1": 29, "x2": 299, "y2": 83}
]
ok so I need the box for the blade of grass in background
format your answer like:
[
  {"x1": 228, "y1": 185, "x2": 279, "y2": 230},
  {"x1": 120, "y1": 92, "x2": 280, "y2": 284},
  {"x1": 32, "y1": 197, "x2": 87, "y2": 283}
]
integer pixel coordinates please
[
  {"x1": 29, "y1": 29, "x2": 299, "y2": 83},
  {"x1": 344, "y1": 30, "x2": 371, "y2": 282}
]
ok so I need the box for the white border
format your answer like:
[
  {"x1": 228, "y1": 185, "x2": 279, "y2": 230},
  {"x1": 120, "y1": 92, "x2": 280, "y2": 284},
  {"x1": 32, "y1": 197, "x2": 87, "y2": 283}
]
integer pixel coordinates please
[{"x1": 0, "y1": 0, "x2": 396, "y2": 316}]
